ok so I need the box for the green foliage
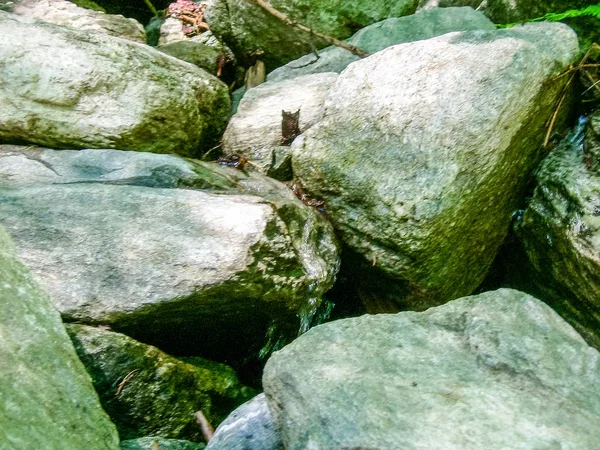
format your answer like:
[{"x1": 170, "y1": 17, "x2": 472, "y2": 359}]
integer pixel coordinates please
[{"x1": 499, "y1": 3, "x2": 600, "y2": 28}]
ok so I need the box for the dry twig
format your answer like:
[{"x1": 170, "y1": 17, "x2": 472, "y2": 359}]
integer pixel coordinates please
[
  {"x1": 194, "y1": 410, "x2": 214, "y2": 442},
  {"x1": 115, "y1": 369, "x2": 138, "y2": 396},
  {"x1": 251, "y1": 0, "x2": 370, "y2": 58}
]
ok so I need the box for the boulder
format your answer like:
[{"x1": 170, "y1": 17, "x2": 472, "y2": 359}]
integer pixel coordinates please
[
  {"x1": 514, "y1": 119, "x2": 600, "y2": 349},
  {"x1": 0, "y1": 226, "x2": 120, "y2": 449},
  {"x1": 417, "y1": 0, "x2": 599, "y2": 24},
  {"x1": 206, "y1": 394, "x2": 282, "y2": 450},
  {"x1": 205, "y1": 0, "x2": 420, "y2": 72},
  {"x1": 0, "y1": 12, "x2": 230, "y2": 158},
  {"x1": 292, "y1": 23, "x2": 578, "y2": 309},
  {"x1": 66, "y1": 324, "x2": 256, "y2": 441},
  {"x1": 263, "y1": 288, "x2": 600, "y2": 450},
  {"x1": 0, "y1": 146, "x2": 339, "y2": 360},
  {"x1": 9, "y1": 0, "x2": 146, "y2": 43},
  {"x1": 120, "y1": 438, "x2": 204, "y2": 450},
  {"x1": 222, "y1": 73, "x2": 338, "y2": 176},
  {"x1": 267, "y1": 7, "x2": 496, "y2": 83}
]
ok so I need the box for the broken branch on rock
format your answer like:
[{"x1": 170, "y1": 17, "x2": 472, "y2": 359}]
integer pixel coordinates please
[{"x1": 250, "y1": 0, "x2": 370, "y2": 58}]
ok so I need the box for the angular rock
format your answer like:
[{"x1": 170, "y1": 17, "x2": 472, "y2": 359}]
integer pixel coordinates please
[
  {"x1": 120, "y1": 438, "x2": 205, "y2": 450},
  {"x1": 263, "y1": 288, "x2": 600, "y2": 450},
  {"x1": 206, "y1": 394, "x2": 282, "y2": 450},
  {"x1": 205, "y1": 0, "x2": 420, "y2": 72},
  {"x1": 267, "y1": 7, "x2": 496, "y2": 83},
  {"x1": 222, "y1": 73, "x2": 338, "y2": 175},
  {"x1": 0, "y1": 146, "x2": 339, "y2": 360},
  {"x1": 66, "y1": 324, "x2": 256, "y2": 441},
  {"x1": 514, "y1": 121, "x2": 600, "y2": 349},
  {"x1": 9, "y1": 0, "x2": 146, "y2": 43},
  {"x1": 292, "y1": 23, "x2": 578, "y2": 309},
  {"x1": 0, "y1": 12, "x2": 230, "y2": 157},
  {"x1": 0, "y1": 226, "x2": 120, "y2": 449}
]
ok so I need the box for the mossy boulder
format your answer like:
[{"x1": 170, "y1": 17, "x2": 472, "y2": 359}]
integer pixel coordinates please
[
  {"x1": 0, "y1": 226, "x2": 120, "y2": 449},
  {"x1": 0, "y1": 11, "x2": 229, "y2": 157},
  {"x1": 0, "y1": 146, "x2": 339, "y2": 362},
  {"x1": 67, "y1": 324, "x2": 256, "y2": 442},
  {"x1": 205, "y1": 0, "x2": 420, "y2": 72},
  {"x1": 514, "y1": 121, "x2": 600, "y2": 349},
  {"x1": 292, "y1": 23, "x2": 578, "y2": 309},
  {"x1": 264, "y1": 289, "x2": 600, "y2": 449}
]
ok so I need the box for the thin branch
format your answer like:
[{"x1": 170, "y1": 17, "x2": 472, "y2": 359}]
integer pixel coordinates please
[
  {"x1": 194, "y1": 410, "x2": 214, "y2": 442},
  {"x1": 116, "y1": 369, "x2": 138, "y2": 396},
  {"x1": 251, "y1": 0, "x2": 370, "y2": 58}
]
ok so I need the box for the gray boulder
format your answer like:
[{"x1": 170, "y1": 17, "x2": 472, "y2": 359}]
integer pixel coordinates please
[
  {"x1": 9, "y1": 0, "x2": 146, "y2": 43},
  {"x1": 66, "y1": 324, "x2": 256, "y2": 441},
  {"x1": 206, "y1": 394, "x2": 282, "y2": 450},
  {"x1": 0, "y1": 226, "x2": 120, "y2": 449},
  {"x1": 514, "y1": 120, "x2": 600, "y2": 349},
  {"x1": 222, "y1": 73, "x2": 338, "y2": 176},
  {"x1": 0, "y1": 12, "x2": 229, "y2": 158},
  {"x1": 417, "y1": 0, "x2": 598, "y2": 24},
  {"x1": 0, "y1": 146, "x2": 339, "y2": 360},
  {"x1": 263, "y1": 288, "x2": 600, "y2": 450},
  {"x1": 292, "y1": 23, "x2": 578, "y2": 309},
  {"x1": 267, "y1": 7, "x2": 496, "y2": 83},
  {"x1": 205, "y1": 0, "x2": 419, "y2": 72}
]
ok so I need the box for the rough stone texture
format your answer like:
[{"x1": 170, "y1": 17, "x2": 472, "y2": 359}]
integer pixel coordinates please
[
  {"x1": 417, "y1": 0, "x2": 599, "y2": 24},
  {"x1": 514, "y1": 122, "x2": 600, "y2": 350},
  {"x1": 267, "y1": 7, "x2": 496, "y2": 83},
  {"x1": 0, "y1": 146, "x2": 339, "y2": 360},
  {"x1": 66, "y1": 324, "x2": 256, "y2": 442},
  {"x1": 120, "y1": 438, "x2": 205, "y2": 450},
  {"x1": 158, "y1": 39, "x2": 222, "y2": 74},
  {"x1": 206, "y1": 394, "x2": 282, "y2": 450},
  {"x1": 0, "y1": 226, "x2": 120, "y2": 450},
  {"x1": 263, "y1": 288, "x2": 600, "y2": 450},
  {"x1": 292, "y1": 23, "x2": 578, "y2": 309},
  {"x1": 205, "y1": 0, "x2": 419, "y2": 72},
  {"x1": 0, "y1": 12, "x2": 230, "y2": 158},
  {"x1": 222, "y1": 73, "x2": 338, "y2": 174},
  {"x1": 9, "y1": 0, "x2": 146, "y2": 43}
]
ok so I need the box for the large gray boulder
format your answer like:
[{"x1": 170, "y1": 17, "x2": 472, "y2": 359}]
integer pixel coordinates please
[
  {"x1": 0, "y1": 226, "x2": 120, "y2": 449},
  {"x1": 8, "y1": 0, "x2": 146, "y2": 43},
  {"x1": 514, "y1": 119, "x2": 600, "y2": 349},
  {"x1": 263, "y1": 288, "x2": 600, "y2": 450},
  {"x1": 292, "y1": 23, "x2": 579, "y2": 309},
  {"x1": 222, "y1": 73, "x2": 338, "y2": 176},
  {"x1": 206, "y1": 394, "x2": 282, "y2": 450},
  {"x1": 66, "y1": 324, "x2": 256, "y2": 441},
  {"x1": 0, "y1": 146, "x2": 339, "y2": 360},
  {"x1": 0, "y1": 12, "x2": 229, "y2": 158},
  {"x1": 417, "y1": 0, "x2": 598, "y2": 23},
  {"x1": 267, "y1": 7, "x2": 496, "y2": 83},
  {"x1": 205, "y1": 0, "x2": 419, "y2": 72}
]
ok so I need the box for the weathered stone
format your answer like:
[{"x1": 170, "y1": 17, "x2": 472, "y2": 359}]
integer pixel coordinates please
[
  {"x1": 292, "y1": 23, "x2": 578, "y2": 309},
  {"x1": 0, "y1": 226, "x2": 120, "y2": 449},
  {"x1": 222, "y1": 73, "x2": 337, "y2": 174},
  {"x1": 206, "y1": 394, "x2": 282, "y2": 450},
  {"x1": 0, "y1": 12, "x2": 230, "y2": 158},
  {"x1": 263, "y1": 288, "x2": 600, "y2": 450},
  {"x1": 0, "y1": 146, "x2": 339, "y2": 360},
  {"x1": 205, "y1": 0, "x2": 420, "y2": 72},
  {"x1": 66, "y1": 324, "x2": 255, "y2": 441},
  {"x1": 120, "y1": 438, "x2": 205, "y2": 450},
  {"x1": 267, "y1": 7, "x2": 496, "y2": 83},
  {"x1": 514, "y1": 121, "x2": 600, "y2": 349},
  {"x1": 9, "y1": 0, "x2": 146, "y2": 43},
  {"x1": 158, "y1": 39, "x2": 222, "y2": 74},
  {"x1": 417, "y1": 0, "x2": 598, "y2": 24}
]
